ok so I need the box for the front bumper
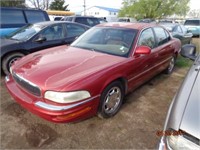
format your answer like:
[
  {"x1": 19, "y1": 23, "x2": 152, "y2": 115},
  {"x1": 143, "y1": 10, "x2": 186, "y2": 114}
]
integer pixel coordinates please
[{"x1": 5, "y1": 75, "x2": 100, "y2": 123}]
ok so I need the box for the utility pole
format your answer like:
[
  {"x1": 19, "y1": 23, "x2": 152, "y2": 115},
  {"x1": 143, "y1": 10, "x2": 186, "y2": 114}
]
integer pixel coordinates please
[{"x1": 83, "y1": 0, "x2": 86, "y2": 16}]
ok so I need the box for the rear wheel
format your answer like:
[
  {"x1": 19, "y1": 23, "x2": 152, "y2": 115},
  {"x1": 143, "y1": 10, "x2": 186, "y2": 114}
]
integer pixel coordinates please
[
  {"x1": 98, "y1": 81, "x2": 124, "y2": 118},
  {"x1": 2, "y1": 52, "x2": 24, "y2": 75},
  {"x1": 164, "y1": 56, "x2": 176, "y2": 74}
]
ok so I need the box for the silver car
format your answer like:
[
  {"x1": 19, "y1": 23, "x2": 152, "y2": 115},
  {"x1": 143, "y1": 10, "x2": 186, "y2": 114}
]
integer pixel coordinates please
[{"x1": 158, "y1": 44, "x2": 200, "y2": 150}]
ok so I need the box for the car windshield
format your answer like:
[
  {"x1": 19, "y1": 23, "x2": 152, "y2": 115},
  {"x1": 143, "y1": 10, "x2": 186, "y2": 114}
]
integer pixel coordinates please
[
  {"x1": 71, "y1": 27, "x2": 137, "y2": 57},
  {"x1": 184, "y1": 20, "x2": 200, "y2": 26},
  {"x1": 6, "y1": 24, "x2": 43, "y2": 41}
]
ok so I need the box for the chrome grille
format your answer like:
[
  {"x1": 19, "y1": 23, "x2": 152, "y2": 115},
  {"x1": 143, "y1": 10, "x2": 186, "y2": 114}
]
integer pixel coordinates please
[{"x1": 12, "y1": 72, "x2": 41, "y2": 97}]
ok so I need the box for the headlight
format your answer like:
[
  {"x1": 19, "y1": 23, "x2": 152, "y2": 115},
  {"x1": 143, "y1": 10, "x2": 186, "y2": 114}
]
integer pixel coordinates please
[
  {"x1": 44, "y1": 91, "x2": 91, "y2": 103},
  {"x1": 167, "y1": 131, "x2": 200, "y2": 150}
]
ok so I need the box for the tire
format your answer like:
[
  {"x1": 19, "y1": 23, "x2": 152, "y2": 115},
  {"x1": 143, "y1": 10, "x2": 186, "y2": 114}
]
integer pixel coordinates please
[
  {"x1": 98, "y1": 81, "x2": 124, "y2": 118},
  {"x1": 164, "y1": 56, "x2": 176, "y2": 74},
  {"x1": 2, "y1": 52, "x2": 24, "y2": 75}
]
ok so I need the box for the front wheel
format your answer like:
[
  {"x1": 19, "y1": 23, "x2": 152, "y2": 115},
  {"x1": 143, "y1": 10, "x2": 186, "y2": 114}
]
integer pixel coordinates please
[
  {"x1": 164, "y1": 56, "x2": 176, "y2": 74},
  {"x1": 2, "y1": 52, "x2": 24, "y2": 75},
  {"x1": 98, "y1": 81, "x2": 124, "y2": 118}
]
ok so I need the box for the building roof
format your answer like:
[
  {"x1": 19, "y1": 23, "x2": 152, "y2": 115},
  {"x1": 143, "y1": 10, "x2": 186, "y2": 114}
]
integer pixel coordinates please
[{"x1": 94, "y1": 6, "x2": 120, "y2": 13}]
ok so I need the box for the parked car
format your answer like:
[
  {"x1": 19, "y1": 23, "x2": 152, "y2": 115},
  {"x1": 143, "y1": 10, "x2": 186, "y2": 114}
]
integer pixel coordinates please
[
  {"x1": 159, "y1": 19, "x2": 179, "y2": 24},
  {"x1": 54, "y1": 16, "x2": 63, "y2": 21},
  {"x1": 159, "y1": 23, "x2": 193, "y2": 45},
  {"x1": 117, "y1": 17, "x2": 137, "y2": 23},
  {"x1": 184, "y1": 18, "x2": 200, "y2": 37},
  {"x1": 61, "y1": 16, "x2": 100, "y2": 27},
  {"x1": 1, "y1": 21, "x2": 90, "y2": 75},
  {"x1": 138, "y1": 18, "x2": 157, "y2": 24},
  {"x1": 0, "y1": 7, "x2": 50, "y2": 37},
  {"x1": 98, "y1": 18, "x2": 108, "y2": 23},
  {"x1": 158, "y1": 44, "x2": 200, "y2": 150},
  {"x1": 5, "y1": 23, "x2": 181, "y2": 123}
]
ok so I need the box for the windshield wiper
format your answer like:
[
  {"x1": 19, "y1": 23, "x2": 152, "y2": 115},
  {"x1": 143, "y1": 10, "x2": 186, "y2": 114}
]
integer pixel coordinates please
[{"x1": 9, "y1": 37, "x2": 21, "y2": 41}]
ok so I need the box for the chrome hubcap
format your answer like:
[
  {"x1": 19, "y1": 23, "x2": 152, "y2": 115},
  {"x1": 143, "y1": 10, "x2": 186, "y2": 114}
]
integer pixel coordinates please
[
  {"x1": 168, "y1": 57, "x2": 175, "y2": 72},
  {"x1": 104, "y1": 87, "x2": 121, "y2": 114}
]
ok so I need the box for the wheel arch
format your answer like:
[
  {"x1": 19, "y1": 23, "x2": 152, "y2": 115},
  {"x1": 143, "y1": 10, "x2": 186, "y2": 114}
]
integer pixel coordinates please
[
  {"x1": 100, "y1": 76, "x2": 128, "y2": 96},
  {"x1": 1, "y1": 50, "x2": 28, "y2": 75},
  {"x1": 1, "y1": 50, "x2": 29, "y2": 62}
]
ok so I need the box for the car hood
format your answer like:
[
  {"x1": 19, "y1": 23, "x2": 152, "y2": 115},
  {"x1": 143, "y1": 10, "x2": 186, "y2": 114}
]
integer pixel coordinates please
[
  {"x1": 0, "y1": 38, "x2": 21, "y2": 48},
  {"x1": 12, "y1": 45, "x2": 126, "y2": 91},
  {"x1": 180, "y1": 69, "x2": 200, "y2": 139},
  {"x1": 166, "y1": 57, "x2": 200, "y2": 140}
]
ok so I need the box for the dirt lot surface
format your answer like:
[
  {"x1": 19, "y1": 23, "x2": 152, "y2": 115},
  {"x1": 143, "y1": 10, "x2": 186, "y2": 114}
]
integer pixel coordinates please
[
  {"x1": 1, "y1": 38, "x2": 199, "y2": 149},
  {"x1": 0, "y1": 67, "x2": 189, "y2": 149}
]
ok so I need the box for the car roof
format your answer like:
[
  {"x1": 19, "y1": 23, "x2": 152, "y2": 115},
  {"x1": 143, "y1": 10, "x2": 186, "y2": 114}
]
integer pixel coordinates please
[
  {"x1": 64, "y1": 16, "x2": 98, "y2": 18},
  {"x1": 96, "y1": 22, "x2": 157, "y2": 30},
  {"x1": 34, "y1": 21, "x2": 90, "y2": 28},
  {"x1": 0, "y1": 6, "x2": 44, "y2": 11}
]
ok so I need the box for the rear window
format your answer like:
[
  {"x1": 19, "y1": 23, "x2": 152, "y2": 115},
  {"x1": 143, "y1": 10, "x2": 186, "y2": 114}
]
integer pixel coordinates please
[
  {"x1": 184, "y1": 20, "x2": 200, "y2": 26},
  {"x1": 65, "y1": 24, "x2": 86, "y2": 37},
  {"x1": 1, "y1": 9, "x2": 26, "y2": 24},
  {"x1": 24, "y1": 10, "x2": 47, "y2": 23}
]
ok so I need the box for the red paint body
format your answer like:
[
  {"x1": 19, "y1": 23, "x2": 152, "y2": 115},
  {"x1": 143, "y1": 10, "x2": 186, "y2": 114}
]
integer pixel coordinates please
[{"x1": 5, "y1": 23, "x2": 181, "y2": 123}]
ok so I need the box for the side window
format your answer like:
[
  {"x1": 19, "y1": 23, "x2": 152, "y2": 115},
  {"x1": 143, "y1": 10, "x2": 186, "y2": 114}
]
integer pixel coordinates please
[
  {"x1": 86, "y1": 18, "x2": 99, "y2": 26},
  {"x1": 39, "y1": 24, "x2": 64, "y2": 41},
  {"x1": 75, "y1": 18, "x2": 88, "y2": 25},
  {"x1": 176, "y1": 26, "x2": 182, "y2": 33},
  {"x1": 164, "y1": 30, "x2": 171, "y2": 41},
  {"x1": 153, "y1": 27, "x2": 169, "y2": 46},
  {"x1": 138, "y1": 28, "x2": 155, "y2": 49},
  {"x1": 25, "y1": 11, "x2": 46, "y2": 23},
  {"x1": 1, "y1": 9, "x2": 26, "y2": 24},
  {"x1": 68, "y1": 17, "x2": 73, "y2": 21},
  {"x1": 65, "y1": 24, "x2": 86, "y2": 38}
]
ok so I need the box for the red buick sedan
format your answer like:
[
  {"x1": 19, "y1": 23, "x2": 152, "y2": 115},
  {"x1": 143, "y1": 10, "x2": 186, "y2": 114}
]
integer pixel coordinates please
[{"x1": 5, "y1": 23, "x2": 181, "y2": 123}]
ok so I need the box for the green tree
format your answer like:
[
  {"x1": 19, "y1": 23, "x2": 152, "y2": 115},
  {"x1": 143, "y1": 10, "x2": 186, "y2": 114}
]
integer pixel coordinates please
[
  {"x1": 49, "y1": 0, "x2": 69, "y2": 11},
  {"x1": 0, "y1": 0, "x2": 25, "y2": 7},
  {"x1": 119, "y1": 0, "x2": 190, "y2": 19}
]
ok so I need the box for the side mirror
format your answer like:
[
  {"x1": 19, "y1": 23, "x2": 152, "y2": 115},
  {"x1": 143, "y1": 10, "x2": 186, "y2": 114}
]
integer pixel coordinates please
[
  {"x1": 180, "y1": 44, "x2": 197, "y2": 61},
  {"x1": 187, "y1": 30, "x2": 192, "y2": 33},
  {"x1": 134, "y1": 46, "x2": 151, "y2": 55},
  {"x1": 35, "y1": 36, "x2": 47, "y2": 43}
]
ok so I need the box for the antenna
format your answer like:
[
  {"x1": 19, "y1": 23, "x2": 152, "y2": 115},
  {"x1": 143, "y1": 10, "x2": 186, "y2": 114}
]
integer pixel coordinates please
[{"x1": 83, "y1": 0, "x2": 86, "y2": 16}]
